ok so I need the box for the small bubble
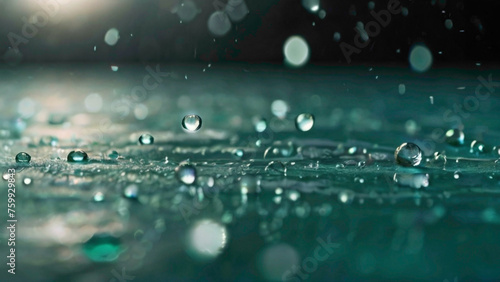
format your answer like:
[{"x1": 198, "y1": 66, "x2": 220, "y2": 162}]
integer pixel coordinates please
[
  {"x1": 15, "y1": 152, "x2": 31, "y2": 163},
  {"x1": 295, "y1": 113, "x2": 315, "y2": 132},
  {"x1": 394, "y1": 142, "x2": 422, "y2": 167},
  {"x1": 182, "y1": 115, "x2": 202, "y2": 132},
  {"x1": 445, "y1": 129, "x2": 464, "y2": 146},
  {"x1": 67, "y1": 150, "x2": 89, "y2": 163},
  {"x1": 176, "y1": 163, "x2": 197, "y2": 185},
  {"x1": 138, "y1": 134, "x2": 154, "y2": 145}
]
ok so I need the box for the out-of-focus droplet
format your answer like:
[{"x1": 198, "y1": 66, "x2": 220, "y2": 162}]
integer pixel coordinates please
[
  {"x1": 23, "y1": 177, "x2": 32, "y2": 185},
  {"x1": 182, "y1": 115, "x2": 202, "y2": 132},
  {"x1": 108, "y1": 150, "x2": 119, "y2": 159},
  {"x1": 263, "y1": 141, "x2": 295, "y2": 159},
  {"x1": 240, "y1": 175, "x2": 259, "y2": 194},
  {"x1": 301, "y1": 0, "x2": 320, "y2": 13},
  {"x1": 254, "y1": 117, "x2": 267, "y2": 132},
  {"x1": 138, "y1": 134, "x2": 154, "y2": 145},
  {"x1": 104, "y1": 28, "x2": 120, "y2": 46},
  {"x1": 15, "y1": 152, "x2": 31, "y2": 163},
  {"x1": 187, "y1": 220, "x2": 228, "y2": 260},
  {"x1": 394, "y1": 142, "x2": 422, "y2": 167},
  {"x1": 39, "y1": 136, "x2": 59, "y2": 147},
  {"x1": 264, "y1": 161, "x2": 287, "y2": 175},
  {"x1": 84, "y1": 93, "x2": 103, "y2": 113},
  {"x1": 176, "y1": 163, "x2": 197, "y2": 185},
  {"x1": 339, "y1": 190, "x2": 355, "y2": 204},
  {"x1": 232, "y1": 148, "x2": 244, "y2": 158},
  {"x1": 295, "y1": 113, "x2": 315, "y2": 132},
  {"x1": 67, "y1": 150, "x2": 89, "y2": 163},
  {"x1": 82, "y1": 234, "x2": 122, "y2": 262},
  {"x1": 393, "y1": 173, "x2": 429, "y2": 189},
  {"x1": 271, "y1": 100, "x2": 289, "y2": 119},
  {"x1": 176, "y1": 0, "x2": 198, "y2": 22},
  {"x1": 333, "y1": 32, "x2": 341, "y2": 42},
  {"x1": 208, "y1": 11, "x2": 232, "y2": 37},
  {"x1": 283, "y1": 36, "x2": 309, "y2": 68},
  {"x1": 445, "y1": 19, "x2": 453, "y2": 30},
  {"x1": 226, "y1": 0, "x2": 249, "y2": 22},
  {"x1": 445, "y1": 129, "x2": 464, "y2": 146},
  {"x1": 398, "y1": 83, "x2": 406, "y2": 94},
  {"x1": 111, "y1": 65, "x2": 119, "y2": 71},
  {"x1": 93, "y1": 192, "x2": 105, "y2": 202},
  {"x1": 409, "y1": 44, "x2": 433, "y2": 73},
  {"x1": 123, "y1": 184, "x2": 139, "y2": 199}
]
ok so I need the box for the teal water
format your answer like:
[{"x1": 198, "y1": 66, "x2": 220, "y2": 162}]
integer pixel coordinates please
[{"x1": 1, "y1": 64, "x2": 500, "y2": 281}]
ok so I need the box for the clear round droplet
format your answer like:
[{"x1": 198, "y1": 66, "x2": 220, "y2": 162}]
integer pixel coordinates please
[
  {"x1": 15, "y1": 152, "x2": 31, "y2": 163},
  {"x1": 108, "y1": 150, "x2": 119, "y2": 159},
  {"x1": 445, "y1": 129, "x2": 464, "y2": 146},
  {"x1": 182, "y1": 115, "x2": 202, "y2": 132},
  {"x1": 394, "y1": 142, "x2": 422, "y2": 167},
  {"x1": 470, "y1": 140, "x2": 487, "y2": 154},
  {"x1": 176, "y1": 164, "x2": 197, "y2": 185},
  {"x1": 283, "y1": 36, "x2": 310, "y2": 67},
  {"x1": 295, "y1": 113, "x2": 315, "y2": 132},
  {"x1": 138, "y1": 134, "x2": 154, "y2": 145},
  {"x1": 67, "y1": 150, "x2": 89, "y2": 163}
]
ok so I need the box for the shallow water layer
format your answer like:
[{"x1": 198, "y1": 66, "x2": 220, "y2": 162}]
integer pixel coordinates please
[{"x1": 1, "y1": 63, "x2": 500, "y2": 281}]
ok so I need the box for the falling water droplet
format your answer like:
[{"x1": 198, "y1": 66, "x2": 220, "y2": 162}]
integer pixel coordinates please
[
  {"x1": 67, "y1": 150, "x2": 89, "y2": 163},
  {"x1": 394, "y1": 142, "x2": 422, "y2": 167},
  {"x1": 176, "y1": 164, "x2": 197, "y2": 185},
  {"x1": 182, "y1": 115, "x2": 202, "y2": 132},
  {"x1": 138, "y1": 134, "x2": 154, "y2": 145},
  {"x1": 15, "y1": 152, "x2": 31, "y2": 163},
  {"x1": 445, "y1": 129, "x2": 464, "y2": 146},
  {"x1": 295, "y1": 113, "x2": 315, "y2": 132}
]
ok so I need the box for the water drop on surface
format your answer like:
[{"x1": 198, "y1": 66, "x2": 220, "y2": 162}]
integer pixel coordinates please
[
  {"x1": 138, "y1": 134, "x2": 154, "y2": 145},
  {"x1": 295, "y1": 113, "x2": 315, "y2": 132},
  {"x1": 82, "y1": 234, "x2": 122, "y2": 262},
  {"x1": 176, "y1": 164, "x2": 197, "y2": 185},
  {"x1": 470, "y1": 140, "x2": 487, "y2": 154},
  {"x1": 182, "y1": 115, "x2": 202, "y2": 132},
  {"x1": 445, "y1": 129, "x2": 464, "y2": 146},
  {"x1": 15, "y1": 152, "x2": 31, "y2": 163},
  {"x1": 265, "y1": 161, "x2": 287, "y2": 176},
  {"x1": 67, "y1": 150, "x2": 89, "y2": 163},
  {"x1": 394, "y1": 142, "x2": 422, "y2": 167},
  {"x1": 108, "y1": 150, "x2": 119, "y2": 159}
]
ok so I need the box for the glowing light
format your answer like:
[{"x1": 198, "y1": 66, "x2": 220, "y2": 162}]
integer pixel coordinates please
[{"x1": 187, "y1": 220, "x2": 228, "y2": 260}]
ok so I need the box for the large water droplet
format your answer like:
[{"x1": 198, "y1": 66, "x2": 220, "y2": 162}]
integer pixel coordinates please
[
  {"x1": 409, "y1": 44, "x2": 433, "y2": 73},
  {"x1": 82, "y1": 234, "x2": 122, "y2": 262},
  {"x1": 15, "y1": 152, "x2": 31, "y2": 163},
  {"x1": 67, "y1": 150, "x2": 89, "y2": 163},
  {"x1": 295, "y1": 113, "x2": 315, "y2": 132},
  {"x1": 394, "y1": 142, "x2": 422, "y2": 167},
  {"x1": 138, "y1": 133, "x2": 154, "y2": 145},
  {"x1": 445, "y1": 129, "x2": 464, "y2": 146},
  {"x1": 182, "y1": 115, "x2": 202, "y2": 132},
  {"x1": 283, "y1": 36, "x2": 309, "y2": 67},
  {"x1": 208, "y1": 11, "x2": 232, "y2": 37},
  {"x1": 176, "y1": 164, "x2": 197, "y2": 185}
]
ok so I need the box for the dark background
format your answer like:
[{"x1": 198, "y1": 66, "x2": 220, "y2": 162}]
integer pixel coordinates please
[{"x1": 0, "y1": 0, "x2": 499, "y2": 64}]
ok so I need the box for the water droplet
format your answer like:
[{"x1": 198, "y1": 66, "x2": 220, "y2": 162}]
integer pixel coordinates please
[
  {"x1": 232, "y1": 148, "x2": 244, "y2": 158},
  {"x1": 208, "y1": 11, "x2": 232, "y2": 37},
  {"x1": 283, "y1": 36, "x2": 309, "y2": 67},
  {"x1": 393, "y1": 173, "x2": 429, "y2": 189},
  {"x1": 240, "y1": 175, "x2": 259, "y2": 194},
  {"x1": 108, "y1": 150, "x2": 119, "y2": 159},
  {"x1": 15, "y1": 152, "x2": 31, "y2": 163},
  {"x1": 445, "y1": 129, "x2": 464, "y2": 146},
  {"x1": 470, "y1": 140, "x2": 487, "y2": 154},
  {"x1": 409, "y1": 44, "x2": 433, "y2": 73},
  {"x1": 302, "y1": 0, "x2": 320, "y2": 13},
  {"x1": 82, "y1": 234, "x2": 122, "y2": 262},
  {"x1": 104, "y1": 28, "x2": 120, "y2": 46},
  {"x1": 254, "y1": 117, "x2": 268, "y2": 132},
  {"x1": 339, "y1": 190, "x2": 355, "y2": 204},
  {"x1": 123, "y1": 184, "x2": 139, "y2": 199},
  {"x1": 263, "y1": 141, "x2": 296, "y2": 159},
  {"x1": 138, "y1": 133, "x2": 154, "y2": 145},
  {"x1": 182, "y1": 115, "x2": 202, "y2": 132},
  {"x1": 287, "y1": 190, "x2": 300, "y2": 201},
  {"x1": 176, "y1": 0, "x2": 198, "y2": 22},
  {"x1": 444, "y1": 19, "x2": 453, "y2": 30},
  {"x1": 295, "y1": 113, "x2": 315, "y2": 132},
  {"x1": 333, "y1": 32, "x2": 341, "y2": 42},
  {"x1": 226, "y1": 0, "x2": 249, "y2": 22},
  {"x1": 271, "y1": 100, "x2": 289, "y2": 119},
  {"x1": 23, "y1": 177, "x2": 32, "y2": 185},
  {"x1": 394, "y1": 142, "x2": 422, "y2": 167},
  {"x1": 176, "y1": 164, "x2": 197, "y2": 185},
  {"x1": 265, "y1": 161, "x2": 287, "y2": 175},
  {"x1": 67, "y1": 150, "x2": 89, "y2": 163},
  {"x1": 93, "y1": 192, "x2": 105, "y2": 202},
  {"x1": 398, "y1": 83, "x2": 406, "y2": 95},
  {"x1": 39, "y1": 136, "x2": 58, "y2": 146}
]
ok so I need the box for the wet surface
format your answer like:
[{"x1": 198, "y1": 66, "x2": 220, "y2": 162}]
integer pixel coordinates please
[{"x1": 1, "y1": 63, "x2": 500, "y2": 281}]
